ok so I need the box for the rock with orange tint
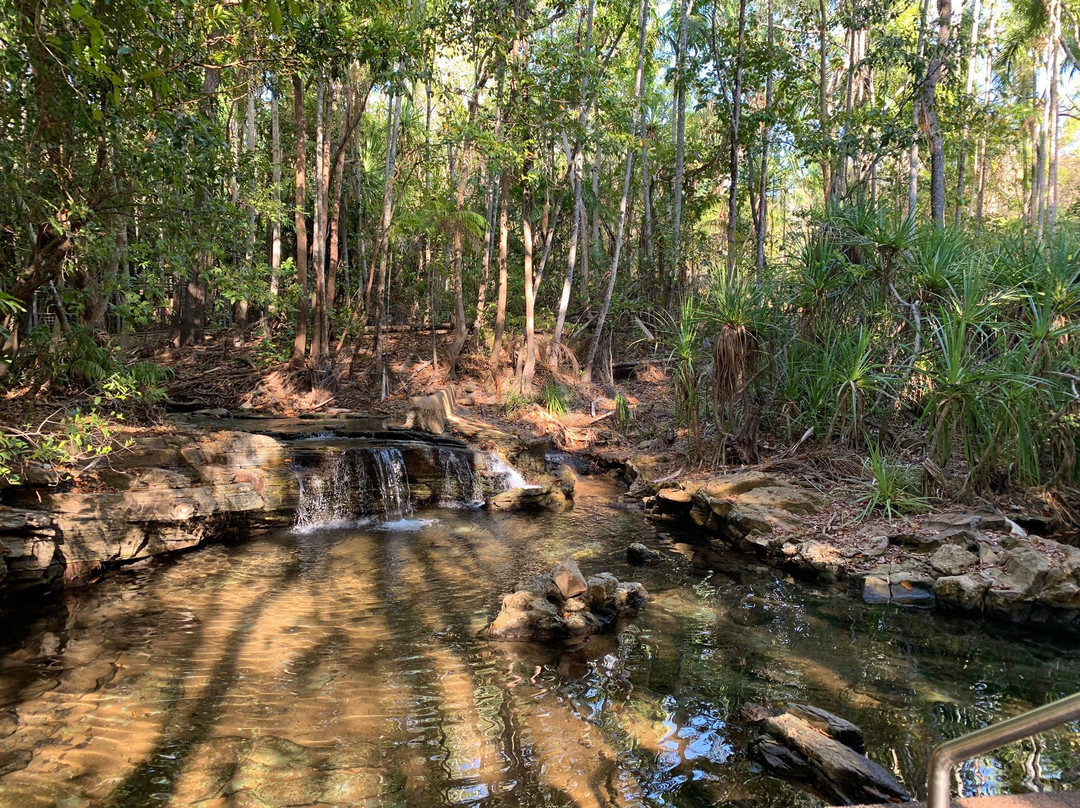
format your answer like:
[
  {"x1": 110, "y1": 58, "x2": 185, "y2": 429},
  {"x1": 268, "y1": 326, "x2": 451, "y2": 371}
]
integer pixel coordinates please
[{"x1": 486, "y1": 559, "x2": 648, "y2": 642}]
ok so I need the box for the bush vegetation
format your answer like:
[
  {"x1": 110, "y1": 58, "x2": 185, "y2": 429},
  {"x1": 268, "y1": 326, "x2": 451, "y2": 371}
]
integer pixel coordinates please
[{"x1": 660, "y1": 205, "x2": 1080, "y2": 494}]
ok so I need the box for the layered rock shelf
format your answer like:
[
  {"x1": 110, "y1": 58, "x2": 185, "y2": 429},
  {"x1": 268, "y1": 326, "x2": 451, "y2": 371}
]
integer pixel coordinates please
[
  {"x1": 0, "y1": 417, "x2": 537, "y2": 592},
  {"x1": 1, "y1": 430, "x2": 298, "y2": 588},
  {"x1": 642, "y1": 469, "x2": 1080, "y2": 625}
]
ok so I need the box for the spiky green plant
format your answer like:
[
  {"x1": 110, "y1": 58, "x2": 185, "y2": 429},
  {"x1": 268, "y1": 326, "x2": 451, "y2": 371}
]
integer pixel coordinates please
[
  {"x1": 540, "y1": 380, "x2": 568, "y2": 416},
  {"x1": 856, "y1": 445, "x2": 931, "y2": 521}
]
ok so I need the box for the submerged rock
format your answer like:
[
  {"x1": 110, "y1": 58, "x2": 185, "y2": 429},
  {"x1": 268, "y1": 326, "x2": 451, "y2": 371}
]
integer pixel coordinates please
[
  {"x1": 627, "y1": 542, "x2": 665, "y2": 566},
  {"x1": 484, "y1": 484, "x2": 570, "y2": 512},
  {"x1": 486, "y1": 558, "x2": 648, "y2": 641}
]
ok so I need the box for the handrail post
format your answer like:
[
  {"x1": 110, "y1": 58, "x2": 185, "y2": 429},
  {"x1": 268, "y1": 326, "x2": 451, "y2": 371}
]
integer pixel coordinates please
[{"x1": 927, "y1": 691, "x2": 1080, "y2": 808}]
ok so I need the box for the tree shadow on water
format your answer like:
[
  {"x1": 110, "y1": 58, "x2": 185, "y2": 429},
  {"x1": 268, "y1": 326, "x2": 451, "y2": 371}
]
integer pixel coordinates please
[{"x1": 103, "y1": 560, "x2": 303, "y2": 808}]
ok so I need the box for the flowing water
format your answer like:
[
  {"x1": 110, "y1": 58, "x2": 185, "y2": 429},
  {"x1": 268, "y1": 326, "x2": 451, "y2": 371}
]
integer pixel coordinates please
[{"x1": 1, "y1": 475, "x2": 1078, "y2": 808}]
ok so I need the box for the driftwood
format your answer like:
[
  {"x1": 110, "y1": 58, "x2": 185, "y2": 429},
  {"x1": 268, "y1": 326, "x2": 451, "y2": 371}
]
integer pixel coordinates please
[{"x1": 745, "y1": 705, "x2": 912, "y2": 806}]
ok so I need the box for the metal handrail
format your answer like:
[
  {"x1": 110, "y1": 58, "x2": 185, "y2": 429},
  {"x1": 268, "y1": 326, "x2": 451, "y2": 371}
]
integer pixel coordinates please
[{"x1": 928, "y1": 691, "x2": 1080, "y2": 808}]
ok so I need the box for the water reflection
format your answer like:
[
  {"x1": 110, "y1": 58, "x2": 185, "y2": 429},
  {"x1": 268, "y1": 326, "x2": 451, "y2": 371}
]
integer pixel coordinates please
[{"x1": 0, "y1": 476, "x2": 1078, "y2": 807}]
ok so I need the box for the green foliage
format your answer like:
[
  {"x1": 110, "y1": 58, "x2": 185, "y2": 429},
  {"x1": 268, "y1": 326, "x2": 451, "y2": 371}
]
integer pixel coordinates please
[
  {"x1": 0, "y1": 408, "x2": 133, "y2": 486},
  {"x1": 856, "y1": 446, "x2": 931, "y2": 522},
  {"x1": 615, "y1": 392, "x2": 632, "y2": 431},
  {"x1": 662, "y1": 300, "x2": 703, "y2": 452},
  {"x1": 540, "y1": 380, "x2": 568, "y2": 415},
  {"x1": 695, "y1": 204, "x2": 1080, "y2": 490},
  {"x1": 20, "y1": 326, "x2": 172, "y2": 406},
  {"x1": 500, "y1": 390, "x2": 530, "y2": 417}
]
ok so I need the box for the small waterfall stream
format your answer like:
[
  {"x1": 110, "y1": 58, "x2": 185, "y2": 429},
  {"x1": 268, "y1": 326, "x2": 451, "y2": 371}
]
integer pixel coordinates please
[
  {"x1": 292, "y1": 442, "x2": 526, "y2": 530},
  {"x1": 294, "y1": 447, "x2": 412, "y2": 531},
  {"x1": 437, "y1": 448, "x2": 483, "y2": 507}
]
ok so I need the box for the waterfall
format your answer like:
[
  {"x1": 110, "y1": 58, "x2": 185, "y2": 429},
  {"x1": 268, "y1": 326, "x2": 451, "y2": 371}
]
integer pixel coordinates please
[
  {"x1": 483, "y1": 454, "x2": 528, "y2": 490},
  {"x1": 294, "y1": 447, "x2": 412, "y2": 531},
  {"x1": 437, "y1": 448, "x2": 483, "y2": 507}
]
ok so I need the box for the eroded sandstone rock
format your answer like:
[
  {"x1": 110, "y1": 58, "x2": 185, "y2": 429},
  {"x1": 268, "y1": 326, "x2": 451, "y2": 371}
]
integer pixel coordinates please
[{"x1": 486, "y1": 560, "x2": 648, "y2": 641}]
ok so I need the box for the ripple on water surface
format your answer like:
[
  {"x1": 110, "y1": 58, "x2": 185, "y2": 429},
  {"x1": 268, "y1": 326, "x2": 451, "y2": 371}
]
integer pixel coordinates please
[{"x1": 0, "y1": 476, "x2": 1079, "y2": 808}]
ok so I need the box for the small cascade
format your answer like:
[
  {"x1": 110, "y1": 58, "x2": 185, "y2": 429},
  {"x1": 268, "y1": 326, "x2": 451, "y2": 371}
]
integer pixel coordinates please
[
  {"x1": 293, "y1": 446, "x2": 412, "y2": 531},
  {"x1": 368, "y1": 448, "x2": 412, "y2": 520},
  {"x1": 437, "y1": 448, "x2": 483, "y2": 507},
  {"x1": 483, "y1": 453, "x2": 528, "y2": 491}
]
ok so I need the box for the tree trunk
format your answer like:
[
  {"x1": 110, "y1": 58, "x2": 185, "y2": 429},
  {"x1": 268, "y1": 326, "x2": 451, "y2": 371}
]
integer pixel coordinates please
[
  {"x1": 292, "y1": 74, "x2": 309, "y2": 362},
  {"x1": 176, "y1": 64, "x2": 220, "y2": 348},
  {"x1": 908, "y1": 0, "x2": 931, "y2": 219},
  {"x1": 756, "y1": 0, "x2": 774, "y2": 273},
  {"x1": 583, "y1": 0, "x2": 647, "y2": 383},
  {"x1": 269, "y1": 84, "x2": 282, "y2": 316},
  {"x1": 490, "y1": 166, "x2": 511, "y2": 376},
  {"x1": 918, "y1": 0, "x2": 952, "y2": 228},
  {"x1": 238, "y1": 69, "x2": 257, "y2": 329},
  {"x1": 372, "y1": 92, "x2": 403, "y2": 367},
  {"x1": 447, "y1": 139, "x2": 471, "y2": 374},
  {"x1": 727, "y1": 0, "x2": 747, "y2": 277},
  {"x1": 1046, "y1": 0, "x2": 1060, "y2": 232},
  {"x1": 819, "y1": 0, "x2": 833, "y2": 207},
  {"x1": 955, "y1": 0, "x2": 981, "y2": 225},
  {"x1": 310, "y1": 81, "x2": 332, "y2": 365},
  {"x1": 672, "y1": 0, "x2": 690, "y2": 298}
]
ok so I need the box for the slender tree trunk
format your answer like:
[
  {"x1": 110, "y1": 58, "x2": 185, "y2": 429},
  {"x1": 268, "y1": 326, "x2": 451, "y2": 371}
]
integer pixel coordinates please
[
  {"x1": 292, "y1": 75, "x2": 310, "y2": 362},
  {"x1": 583, "y1": 0, "x2": 647, "y2": 383},
  {"x1": 672, "y1": 0, "x2": 689, "y2": 298},
  {"x1": 447, "y1": 133, "x2": 471, "y2": 374},
  {"x1": 490, "y1": 169, "x2": 510, "y2": 375},
  {"x1": 1034, "y1": 43, "x2": 1048, "y2": 237},
  {"x1": 819, "y1": 0, "x2": 833, "y2": 207},
  {"x1": 909, "y1": 0, "x2": 931, "y2": 219},
  {"x1": 176, "y1": 64, "x2": 220, "y2": 348},
  {"x1": 269, "y1": 85, "x2": 282, "y2": 316},
  {"x1": 310, "y1": 81, "x2": 333, "y2": 364},
  {"x1": 554, "y1": 136, "x2": 583, "y2": 353},
  {"x1": 236, "y1": 70, "x2": 257, "y2": 329},
  {"x1": 955, "y1": 0, "x2": 981, "y2": 225},
  {"x1": 727, "y1": 0, "x2": 747, "y2": 277},
  {"x1": 1046, "y1": 0, "x2": 1060, "y2": 232},
  {"x1": 918, "y1": 0, "x2": 952, "y2": 228},
  {"x1": 973, "y1": 0, "x2": 997, "y2": 223},
  {"x1": 521, "y1": 167, "x2": 537, "y2": 391},
  {"x1": 372, "y1": 92, "x2": 403, "y2": 366},
  {"x1": 473, "y1": 169, "x2": 498, "y2": 338},
  {"x1": 756, "y1": 0, "x2": 774, "y2": 272}
]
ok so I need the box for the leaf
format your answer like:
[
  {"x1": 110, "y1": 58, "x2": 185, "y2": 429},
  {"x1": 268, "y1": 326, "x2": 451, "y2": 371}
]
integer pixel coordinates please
[{"x1": 268, "y1": 0, "x2": 283, "y2": 34}]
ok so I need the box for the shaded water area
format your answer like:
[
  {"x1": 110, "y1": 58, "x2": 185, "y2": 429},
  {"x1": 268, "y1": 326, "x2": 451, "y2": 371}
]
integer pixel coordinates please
[{"x1": 1, "y1": 475, "x2": 1078, "y2": 808}]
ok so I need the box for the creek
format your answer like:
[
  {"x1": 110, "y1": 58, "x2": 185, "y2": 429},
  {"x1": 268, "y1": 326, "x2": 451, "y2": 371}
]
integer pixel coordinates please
[{"x1": 0, "y1": 467, "x2": 1078, "y2": 807}]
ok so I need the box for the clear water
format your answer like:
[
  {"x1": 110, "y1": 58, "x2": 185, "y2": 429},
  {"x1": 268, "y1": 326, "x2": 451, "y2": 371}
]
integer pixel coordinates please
[{"x1": 0, "y1": 476, "x2": 1078, "y2": 808}]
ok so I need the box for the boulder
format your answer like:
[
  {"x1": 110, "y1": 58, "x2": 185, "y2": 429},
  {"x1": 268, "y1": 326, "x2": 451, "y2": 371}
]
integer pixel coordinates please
[
  {"x1": 934, "y1": 572, "x2": 991, "y2": 611},
  {"x1": 486, "y1": 561, "x2": 648, "y2": 642},
  {"x1": 552, "y1": 556, "x2": 588, "y2": 598},
  {"x1": 626, "y1": 543, "x2": 665, "y2": 566},
  {"x1": 1, "y1": 430, "x2": 299, "y2": 590},
  {"x1": 930, "y1": 544, "x2": 979, "y2": 576},
  {"x1": 986, "y1": 546, "x2": 1051, "y2": 615},
  {"x1": 403, "y1": 389, "x2": 458, "y2": 434}
]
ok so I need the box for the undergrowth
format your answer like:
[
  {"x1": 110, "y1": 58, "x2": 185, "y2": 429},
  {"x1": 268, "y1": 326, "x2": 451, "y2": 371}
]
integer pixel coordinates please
[{"x1": 652, "y1": 204, "x2": 1080, "y2": 493}]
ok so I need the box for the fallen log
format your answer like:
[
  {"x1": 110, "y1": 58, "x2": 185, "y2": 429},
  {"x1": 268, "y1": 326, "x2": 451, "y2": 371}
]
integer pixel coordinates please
[{"x1": 747, "y1": 708, "x2": 915, "y2": 803}]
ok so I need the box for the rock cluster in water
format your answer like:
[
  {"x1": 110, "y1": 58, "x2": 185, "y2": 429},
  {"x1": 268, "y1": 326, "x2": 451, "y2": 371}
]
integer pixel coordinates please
[
  {"x1": 639, "y1": 466, "x2": 1080, "y2": 624},
  {"x1": 743, "y1": 702, "x2": 912, "y2": 805},
  {"x1": 486, "y1": 556, "x2": 648, "y2": 641}
]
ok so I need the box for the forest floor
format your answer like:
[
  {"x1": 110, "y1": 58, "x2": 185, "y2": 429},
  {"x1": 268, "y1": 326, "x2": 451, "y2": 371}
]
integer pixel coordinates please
[{"x1": 2, "y1": 326, "x2": 1077, "y2": 542}]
